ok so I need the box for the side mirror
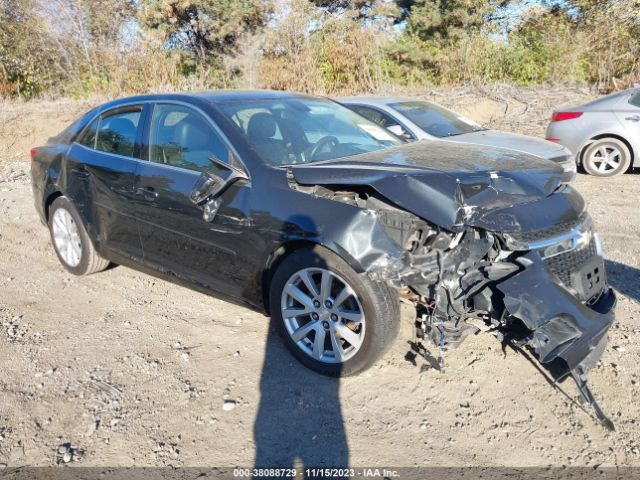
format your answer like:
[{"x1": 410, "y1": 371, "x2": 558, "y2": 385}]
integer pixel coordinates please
[
  {"x1": 189, "y1": 172, "x2": 226, "y2": 205},
  {"x1": 189, "y1": 157, "x2": 249, "y2": 222},
  {"x1": 189, "y1": 157, "x2": 249, "y2": 206}
]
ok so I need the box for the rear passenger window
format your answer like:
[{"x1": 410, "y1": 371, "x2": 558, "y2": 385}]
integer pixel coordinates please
[
  {"x1": 96, "y1": 109, "x2": 141, "y2": 157},
  {"x1": 77, "y1": 117, "x2": 99, "y2": 148},
  {"x1": 629, "y1": 91, "x2": 640, "y2": 108}
]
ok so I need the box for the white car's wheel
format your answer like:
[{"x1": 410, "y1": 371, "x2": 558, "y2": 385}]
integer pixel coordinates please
[{"x1": 582, "y1": 138, "x2": 631, "y2": 177}]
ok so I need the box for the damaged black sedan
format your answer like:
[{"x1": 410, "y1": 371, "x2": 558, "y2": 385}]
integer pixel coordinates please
[{"x1": 31, "y1": 91, "x2": 615, "y2": 426}]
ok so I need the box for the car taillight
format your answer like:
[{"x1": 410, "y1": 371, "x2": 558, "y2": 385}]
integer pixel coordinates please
[
  {"x1": 546, "y1": 137, "x2": 561, "y2": 142},
  {"x1": 30, "y1": 147, "x2": 38, "y2": 161},
  {"x1": 551, "y1": 111, "x2": 583, "y2": 122}
]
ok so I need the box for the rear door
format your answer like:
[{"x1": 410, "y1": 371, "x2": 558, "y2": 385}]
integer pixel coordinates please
[
  {"x1": 133, "y1": 102, "x2": 253, "y2": 297},
  {"x1": 64, "y1": 105, "x2": 146, "y2": 259}
]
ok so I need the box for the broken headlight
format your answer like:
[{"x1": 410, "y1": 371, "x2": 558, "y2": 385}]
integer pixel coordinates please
[
  {"x1": 536, "y1": 226, "x2": 594, "y2": 260},
  {"x1": 501, "y1": 213, "x2": 594, "y2": 254},
  {"x1": 503, "y1": 213, "x2": 606, "y2": 301}
]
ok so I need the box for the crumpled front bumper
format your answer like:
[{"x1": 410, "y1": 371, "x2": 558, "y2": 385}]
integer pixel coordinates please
[{"x1": 497, "y1": 250, "x2": 616, "y2": 379}]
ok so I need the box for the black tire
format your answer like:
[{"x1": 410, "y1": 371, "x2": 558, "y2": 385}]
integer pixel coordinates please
[
  {"x1": 48, "y1": 196, "x2": 109, "y2": 276},
  {"x1": 269, "y1": 245, "x2": 400, "y2": 377},
  {"x1": 582, "y1": 138, "x2": 631, "y2": 177}
]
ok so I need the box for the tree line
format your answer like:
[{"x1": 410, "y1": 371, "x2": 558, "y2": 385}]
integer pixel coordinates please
[{"x1": 1, "y1": 0, "x2": 639, "y2": 99}]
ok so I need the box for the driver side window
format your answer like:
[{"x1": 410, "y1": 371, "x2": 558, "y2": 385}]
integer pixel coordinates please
[{"x1": 149, "y1": 104, "x2": 229, "y2": 173}]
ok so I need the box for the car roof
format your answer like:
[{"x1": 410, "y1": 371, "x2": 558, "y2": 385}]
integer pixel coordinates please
[
  {"x1": 98, "y1": 90, "x2": 323, "y2": 110},
  {"x1": 197, "y1": 89, "x2": 320, "y2": 102},
  {"x1": 577, "y1": 87, "x2": 639, "y2": 111}
]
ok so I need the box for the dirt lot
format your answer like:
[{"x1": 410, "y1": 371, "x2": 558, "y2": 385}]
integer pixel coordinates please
[{"x1": 0, "y1": 87, "x2": 639, "y2": 469}]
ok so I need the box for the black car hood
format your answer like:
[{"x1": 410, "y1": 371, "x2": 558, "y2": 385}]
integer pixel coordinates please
[{"x1": 290, "y1": 140, "x2": 584, "y2": 232}]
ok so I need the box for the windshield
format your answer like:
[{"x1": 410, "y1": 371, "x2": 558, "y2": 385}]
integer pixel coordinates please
[
  {"x1": 216, "y1": 97, "x2": 402, "y2": 165},
  {"x1": 389, "y1": 101, "x2": 484, "y2": 138}
]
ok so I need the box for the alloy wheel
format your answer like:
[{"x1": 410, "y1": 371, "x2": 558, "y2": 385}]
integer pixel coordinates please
[
  {"x1": 589, "y1": 145, "x2": 623, "y2": 174},
  {"x1": 280, "y1": 267, "x2": 366, "y2": 363},
  {"x1": 51, "y1": 208, "x2": 82, "y2": 267}
]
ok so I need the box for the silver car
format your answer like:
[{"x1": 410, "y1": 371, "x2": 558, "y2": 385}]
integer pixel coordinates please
[
  {"x1": 338, "y1": 96, "x2": 577, "y2": 183},
  {"x1": 545, "y1": 87, "x2": 640, "y2": 177}
]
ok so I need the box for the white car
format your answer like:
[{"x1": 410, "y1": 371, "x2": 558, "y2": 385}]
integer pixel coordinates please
[
  {"x1": 338, "y1": 96, "x2": 577, "y2": 183},
  {"x1": 545, "y1": 87, "x2": 640, "y2": 177}
]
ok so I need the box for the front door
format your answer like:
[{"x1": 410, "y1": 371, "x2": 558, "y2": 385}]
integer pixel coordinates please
[
  {"x1": 133, "y1": 103, "x2": 252, "y2": 298},
  {"x1": 615, "y1": 90, "x2": 640, "y2": 150}
]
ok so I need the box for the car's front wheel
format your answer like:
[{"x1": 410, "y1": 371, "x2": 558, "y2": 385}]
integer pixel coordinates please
[
  {"x1": 48, "y1": 196, "x2": 109, "y2": 276},
  {"x1": 582, "y1": 138, "x2": 631, "y2": 177},
  {"x1": 270, "y1": 246, "x2": 400, "y2": 376}
]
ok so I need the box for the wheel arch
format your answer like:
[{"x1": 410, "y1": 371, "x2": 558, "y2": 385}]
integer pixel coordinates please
[
  {"x1": 44, "y1": 190, "x2": 64, "y2": 222},
  {"x1": 261, "y1": 239, "x2": 364, "y2": 315}
]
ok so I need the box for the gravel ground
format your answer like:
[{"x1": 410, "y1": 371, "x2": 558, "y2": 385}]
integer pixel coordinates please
[{"x1": 0, "y1": 88, "x2": 639, "y2": 469}]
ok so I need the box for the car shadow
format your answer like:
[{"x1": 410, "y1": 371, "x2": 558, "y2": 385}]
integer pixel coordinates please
[
  {"x1": 253, "y1": 215, "x2": 349, "y2": 475},
  {"x1": 605, "y1": 260, "x2": 640, "y2": 303},
  {"x1": 253, "y1": 321, "x2": 349, "y2": 472}
]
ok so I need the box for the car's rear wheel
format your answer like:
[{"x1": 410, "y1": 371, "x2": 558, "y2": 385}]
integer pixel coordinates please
[
  {"x1": 582, "y1": 138, "x2": 631, "y2": 177},
  {"x1": 48, "y1": 196, "x2": 109, "y2": 276},
  {"x1": 269, "y1": 246, "x2": 400, "y2": 376}
]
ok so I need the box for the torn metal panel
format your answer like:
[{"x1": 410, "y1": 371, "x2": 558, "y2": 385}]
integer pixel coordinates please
[
  {"x1": 497, "y1": 251, "x2": 615, "y2": 375},
  {"x1": 329, "y1": 208, "x2": 408, "y2": 271},
  {"x1": 278, "y1": 197, "x2": 410, "y2": 273},
  {"x1": 321, "y1": 181, "x2": 616, "y2": 386}
]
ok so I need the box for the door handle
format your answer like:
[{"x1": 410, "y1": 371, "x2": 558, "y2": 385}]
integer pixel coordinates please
[
  {"x1": 71, "y1": 168, "x2": 91, "y2": 178},
  {"x1": 136, "y1": 186, "x2": 159, "y2": 201},
  {"x1": 625, "y1": 115, "x2": 640, "y2": 122}
]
